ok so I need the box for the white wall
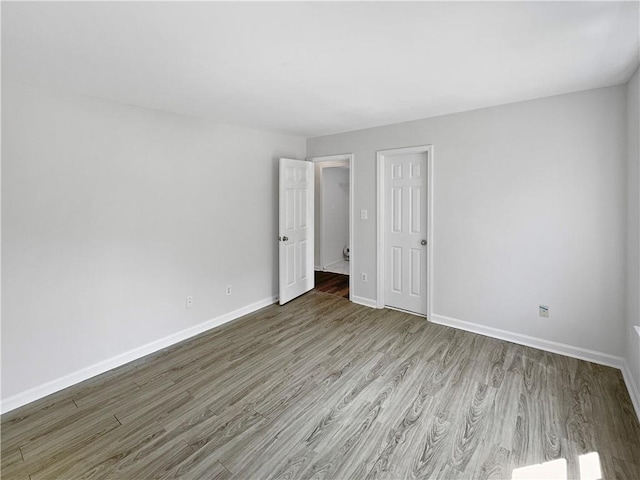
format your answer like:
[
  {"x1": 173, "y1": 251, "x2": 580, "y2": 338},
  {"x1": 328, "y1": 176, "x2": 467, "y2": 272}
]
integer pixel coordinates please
[
  {"x1": 1, "y1": 81, "x2": 305, "y2": 403},
  {"x1": 308, "y1": 86, "x2": 627, "y2": 357},
  {"x1": 321, "y1": 167, "x2": 349, "y2": 268},
  {"x1": 626, "y1": 67, "x2": 640, "y2": 400}
]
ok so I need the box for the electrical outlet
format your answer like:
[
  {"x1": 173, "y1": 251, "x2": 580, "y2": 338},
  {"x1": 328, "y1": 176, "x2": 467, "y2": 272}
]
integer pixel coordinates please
[
  {"x1": 539, "y1": 305, "x2": 549, "y2": 318},
  {"x1": 361, "y1": 273, "x2": 368, "y2": 283},
  {"x1": 360, "y1": 210, "x2": 368, "y2": 220},
  {"x1": 186, "y1": 296, "x2": 194, "y2": 309},
  {"x1": 226, "y1": 285, "x2": 232, "y2": 296}
]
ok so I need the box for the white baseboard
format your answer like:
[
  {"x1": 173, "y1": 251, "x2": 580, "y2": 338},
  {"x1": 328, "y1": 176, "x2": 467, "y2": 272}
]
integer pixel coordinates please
[
  {"x1": 4, "y1": 299, "x2": 638, "y2": 423},
  {"x1": 430, "y1": 313, "x2": 623, "y2": 368},
  {"x1": 351, "y1": 295, "x2": 379, "y2": 309},
  {"x1": 1, "y1": 295, "x2": 278, "y2": 414},
  {"x1": 431, "y1": 312, "x2": 640, "y2": 421},
  {"x1": 620, "y1": 360, "x2": 640, "y2": 422}
]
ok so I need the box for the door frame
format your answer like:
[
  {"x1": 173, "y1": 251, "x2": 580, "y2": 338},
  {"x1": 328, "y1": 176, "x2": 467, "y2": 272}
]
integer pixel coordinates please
[
  {"x1": 315, "y1": 159, "x2": 349, "y2": 272},
  {"x1": 308, "y1": 153, "x2": 354, "y2": 302},
  {"x1": 376, "y1": 145, "x2": 434, "y2": 317}
]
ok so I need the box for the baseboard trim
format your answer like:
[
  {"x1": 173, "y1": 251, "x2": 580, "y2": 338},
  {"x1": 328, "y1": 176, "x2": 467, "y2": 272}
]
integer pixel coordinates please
[
  {"x1": 430, "y1": 313, "x2": 623, "y2": 368},
  {"x1": 431, "y1": 312, "x2": 640, "y2": 421},
  {"x1": 4, "y1": 300, "x2": 638, "y2": 422},
  {"x1": 1, "y1": 295, "x2": 278, "y2": 414},
  {"x1": 351, "y1": 295, "x2": 378, "y2": 309},
  {"x1": 620, "y1": 360, "x2": 640, "y2": 422}
]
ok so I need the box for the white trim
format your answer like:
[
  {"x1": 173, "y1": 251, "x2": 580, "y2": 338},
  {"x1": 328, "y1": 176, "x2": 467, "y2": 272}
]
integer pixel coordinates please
[
  {"x1": 431, "y1": 312, "x2": 640, "y2": 422},
  {"x1": 430, "y1": 313, "x2": 623, "y2": 367},
  {"x1": 621, "y1": 360, "x2": 640, "y2": 422},
  {"x1": 318, "y1": 162, "x2": 348, "y2": 270},
  {"x1": 308, "y1": 153, "x2": 354, "y2": 302},
  {"x1": 309, "y1": 154, "x2": 353, "y2": 163},
  {"x1": 635, "y1": 325, "x2": 640, "y2": 338},
  {"x1": 376, "y1": 145, "x2": 434, "y2": 316},
  {"x1": 0, "y1": 295, "x2": 278, "y2": 414},
  {"x1": 351, "y1": 295, "x2": 379, "y2": 309}
]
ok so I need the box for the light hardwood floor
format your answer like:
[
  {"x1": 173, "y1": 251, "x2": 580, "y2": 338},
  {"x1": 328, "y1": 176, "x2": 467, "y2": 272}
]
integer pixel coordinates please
[{"x1": 2, "y1": 291, "x2": 639, "y2": 479}]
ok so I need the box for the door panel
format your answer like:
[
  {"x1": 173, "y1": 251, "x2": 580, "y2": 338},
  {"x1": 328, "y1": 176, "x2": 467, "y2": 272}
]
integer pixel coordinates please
[
  {"x1": 410, "y1": 248, "x2": 422, "y2": 296},
  {"x1": 383, "y1": 151, "x2": 428, "y2": 314},
  {"x1": 279, "y1": 158, "x2": 314, "y2": 305},
  {"x1": 285, "y1": 243, "x2": 295, "y2": 286},
  {"x1": 410, "y1": 187, "x2": 421, "y2": 234}
]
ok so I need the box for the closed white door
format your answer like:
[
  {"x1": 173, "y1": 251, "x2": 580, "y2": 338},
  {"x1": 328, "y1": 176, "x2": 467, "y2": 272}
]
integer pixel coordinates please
[
  {"x1": 279, "y1": 158, "x2": 314, "y2": 305},
  {"x1": 382, "y1": 150, "x2": 428, "y2": 315}
]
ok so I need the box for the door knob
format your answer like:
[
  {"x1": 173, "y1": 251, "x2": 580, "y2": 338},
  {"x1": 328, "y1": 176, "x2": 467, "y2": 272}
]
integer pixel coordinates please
[
  {"x1": 421, "y1": 239, "x2": 427, "y2": 245},
  {"x1": 282, "y1": 236, "x2": 289, "y2": 242}
]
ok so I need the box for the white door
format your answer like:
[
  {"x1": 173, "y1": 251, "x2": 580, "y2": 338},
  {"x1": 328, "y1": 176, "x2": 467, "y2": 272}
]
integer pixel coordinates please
[
  {"x1": 279, "y1": 158, "x2": 314, "y2": 305},
  {"x1": 382, "y1": 150, "x2": 429, "y2": 315}
]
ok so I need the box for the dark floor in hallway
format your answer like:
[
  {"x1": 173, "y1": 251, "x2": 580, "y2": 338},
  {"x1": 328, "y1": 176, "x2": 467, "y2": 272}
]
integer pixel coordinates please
[{"x1": 314, "y1": 270, "x2": 349, "y2": 299}]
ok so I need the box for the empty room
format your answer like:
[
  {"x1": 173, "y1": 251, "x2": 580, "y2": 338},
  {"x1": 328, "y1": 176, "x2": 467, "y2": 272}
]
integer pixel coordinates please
[{"x1": 2, "y1": 1, "x2": 640, "y2": 479}]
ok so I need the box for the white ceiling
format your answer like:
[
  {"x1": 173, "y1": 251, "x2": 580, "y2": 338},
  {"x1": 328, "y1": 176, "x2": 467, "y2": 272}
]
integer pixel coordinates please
[{"x1": 2, "y1": 2, "x2": 639, "y2": 137}]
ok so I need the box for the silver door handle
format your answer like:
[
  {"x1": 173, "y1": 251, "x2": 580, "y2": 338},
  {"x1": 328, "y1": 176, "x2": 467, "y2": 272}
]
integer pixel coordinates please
[{"x1": 421, "y1": 239, "x2": 427, "y2": 245}]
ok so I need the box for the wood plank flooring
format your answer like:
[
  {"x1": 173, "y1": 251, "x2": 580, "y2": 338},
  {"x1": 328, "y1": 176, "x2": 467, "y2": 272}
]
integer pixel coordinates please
[
  {"x1": 314, "y1": 271, "x2": 349, "y2": 299},
  {"x1": 2, "y1": 291, "x2": 639, "y2": 479}
]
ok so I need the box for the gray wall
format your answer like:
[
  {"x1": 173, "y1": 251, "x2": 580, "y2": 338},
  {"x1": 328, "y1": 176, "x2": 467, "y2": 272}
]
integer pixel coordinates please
[
  {"x1": 1, "y1": 81, "x2": 306, "y2": 401},
  {"x1": 627, "y1": 67, "x2": 640, "y2": 397},
  {"x1": 3, "y1": 78, "x2": 635, "y2": 409},
  {"x1": 308, "y1": 86, "x2": 627, "y2": 357}
]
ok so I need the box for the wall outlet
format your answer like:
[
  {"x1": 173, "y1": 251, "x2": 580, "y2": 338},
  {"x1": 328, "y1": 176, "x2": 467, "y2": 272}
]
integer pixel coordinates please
[
  {"x1": 360, "y1": 209, "x2": 368, "y2": 220},
  {"x1": 539, "y1": 305, "x2": 549, "y2": 318},
  {"x1": 186, "y1": 296, "x2": 194, "y2": 309},
  {"x1": 226, "y1": 285, "x2": 232, "y2": 296},
  {"x1": 361, "y1": 273, "x2": 368, "y2": 282}
]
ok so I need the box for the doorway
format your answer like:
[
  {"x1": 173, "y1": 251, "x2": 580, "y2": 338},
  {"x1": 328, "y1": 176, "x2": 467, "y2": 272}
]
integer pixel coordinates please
[
  {"x1": 309, "y1": 154, "x2": 354, "y2": 300},
  {"x1": 376, "y1": 146, "x2": 433, "y2": 316}
]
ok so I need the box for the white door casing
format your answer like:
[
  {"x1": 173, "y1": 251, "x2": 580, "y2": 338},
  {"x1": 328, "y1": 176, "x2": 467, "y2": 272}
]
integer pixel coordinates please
[
  {"x1": 377, "y1": 146, "x2": 433, "y2": 316},
  {"x1": 279, "y1": 158, "x2": 314, "y2": 305},
  {"x1": 309, "y1": 154, "x2": 354, "y2": 301}
]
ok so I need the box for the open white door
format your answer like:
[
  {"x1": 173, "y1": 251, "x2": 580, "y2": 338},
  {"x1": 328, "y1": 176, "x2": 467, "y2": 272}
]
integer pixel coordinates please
[{"x1": 279, "y1": 158, "x2": 314, "y2": 305}]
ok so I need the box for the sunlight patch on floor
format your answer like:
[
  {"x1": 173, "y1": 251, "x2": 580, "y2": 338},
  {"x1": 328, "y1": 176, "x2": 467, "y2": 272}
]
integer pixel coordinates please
[
  {"x1": 511, "y1": 452, "x2": 602, "y2": 480},
  {"x1": 578, "y1": 452, "x2": 602, "y2": 480}
]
